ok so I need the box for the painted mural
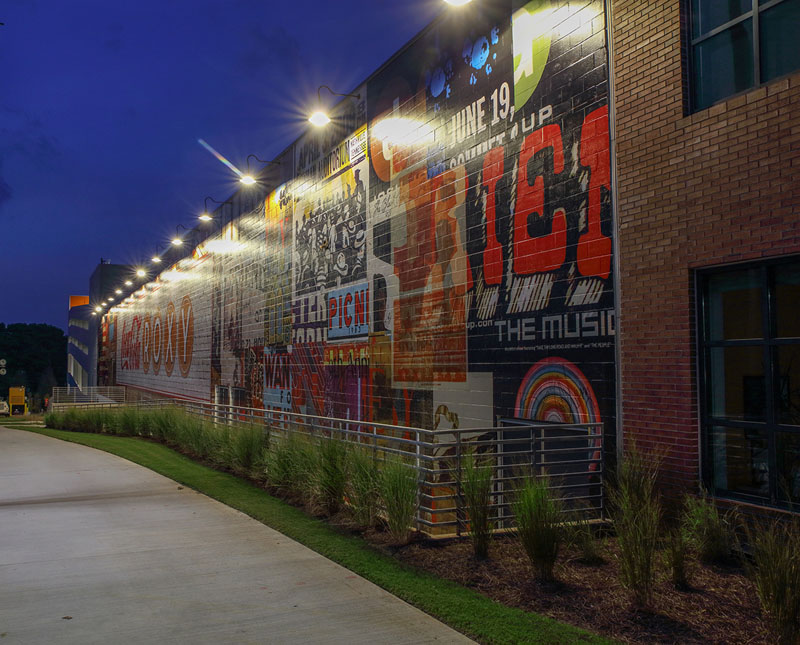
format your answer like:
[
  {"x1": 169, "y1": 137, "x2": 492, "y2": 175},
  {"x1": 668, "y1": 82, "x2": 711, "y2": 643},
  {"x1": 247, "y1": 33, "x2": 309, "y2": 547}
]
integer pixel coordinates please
[{"x1": 111, "y1": 0, "x2": 615, "y2": 454}]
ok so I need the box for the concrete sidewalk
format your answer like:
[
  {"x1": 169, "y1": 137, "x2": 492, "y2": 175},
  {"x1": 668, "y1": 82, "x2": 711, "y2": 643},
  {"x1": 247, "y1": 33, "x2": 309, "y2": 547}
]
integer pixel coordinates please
[{"x1": 0, "y1": 427, "x2": 473, "y2": 644}]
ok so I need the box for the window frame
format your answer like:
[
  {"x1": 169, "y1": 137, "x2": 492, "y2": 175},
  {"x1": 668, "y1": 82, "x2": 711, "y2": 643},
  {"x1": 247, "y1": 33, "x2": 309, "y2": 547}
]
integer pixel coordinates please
[
  {"x1": 697, "y1": 256, "x2": 800, "y2": 510},
  {"x1": 687, "y1": 0, "x2": 797, "y2": 113}
]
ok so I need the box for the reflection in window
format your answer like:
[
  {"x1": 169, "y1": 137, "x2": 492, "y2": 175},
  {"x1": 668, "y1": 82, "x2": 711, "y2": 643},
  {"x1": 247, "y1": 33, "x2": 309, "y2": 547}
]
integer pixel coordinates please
[
  {"x1": 700, "y1": 256, "x2": 800, "y2": 508},
  {"x1": 690, "y1": 0, "x2": 800, "y2": 111},
  {"x1": 712, "y1": 426, "x2": 769, "y2": 497}
]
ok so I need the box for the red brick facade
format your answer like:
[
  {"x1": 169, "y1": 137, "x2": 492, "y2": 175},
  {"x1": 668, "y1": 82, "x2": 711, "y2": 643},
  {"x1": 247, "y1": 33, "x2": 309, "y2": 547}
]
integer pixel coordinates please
[{"x1": 612, "y1": 0, "x2": 800, "y2": 491}]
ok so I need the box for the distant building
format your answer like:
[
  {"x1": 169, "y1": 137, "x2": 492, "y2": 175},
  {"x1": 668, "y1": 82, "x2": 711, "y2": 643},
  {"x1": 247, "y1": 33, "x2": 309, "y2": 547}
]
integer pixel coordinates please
[{"x1": 66, "y1": 295, "x2": 91, "y2": 390}]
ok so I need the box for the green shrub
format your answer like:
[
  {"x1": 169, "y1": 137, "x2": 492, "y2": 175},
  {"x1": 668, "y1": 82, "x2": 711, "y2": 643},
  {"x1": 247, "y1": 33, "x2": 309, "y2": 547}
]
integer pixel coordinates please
[
  {"x1": 683, "y1": 492, "x2": 733, "y2": 564},
  {"x1": 228, "y1": 423, "x2": 269, "y2": 477},
  {"x1": 317, "y1": 436, "x2": 350, "y2": 516},
  {"x1": 514, "y1": 475, "x2": 562, "y2": 582},
  {"x1": 566, "y1": 510, "x2": 604, "y2": 565},
  {"x1": 746, "y1": 518, "x2": 800, "y2": 645},
  {"x1": 459, "y1": 450, "x2": 494, "y2": 560},
  {"x1": 609, "y1": 444, "x2": 661, "y2": 606},
  {"x1": 348, "y1": 447, "x2": 381, "y2": 529},
  {"x1": 664, "y1": 527, "x2": 690, "y2": 589},
  {"x1": 266, "y1": 432, "x2": 316, "y2": 501},
  {"x1": 379, "y1": 454, "x2": 418, "y2": 544}
]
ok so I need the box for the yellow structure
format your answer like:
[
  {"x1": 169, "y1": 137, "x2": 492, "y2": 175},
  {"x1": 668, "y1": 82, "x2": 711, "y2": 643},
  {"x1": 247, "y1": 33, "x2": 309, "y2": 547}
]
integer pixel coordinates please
[{"x1": 9, "y1": 386, "x2": 28, "y2": 415}]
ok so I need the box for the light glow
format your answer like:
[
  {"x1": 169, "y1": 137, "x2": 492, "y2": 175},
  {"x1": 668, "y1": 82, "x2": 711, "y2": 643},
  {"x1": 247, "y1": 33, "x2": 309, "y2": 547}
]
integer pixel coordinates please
[
  {"x1": 95, "y1": 306, "x2": 102, "y2": 312},
  {"x1": 152, "y1": 256, "x2": 162, "y2": 263},
  {"x1": 239, "y1": 175, "x2": 256, "y2": 185},
  {"x1": 136, "y1": 269, "x2": 146, "y2": 277},
  {"x1": 204, "y1": 239, "x2": 244, "y2": 254},
  {"x1": 198, "y1": 213, "x2": 213, "y2": 221},
  {"x1": 125, "y1": 280, "x2": 132, "y2": 286},
  {"x1": 171, "y1": 237, "x2": 183, "y2": 246},
  {"x1": 309, "y1": 110, "x2": 331, "y2": 127},
  {"x1": 444, "y1": 0, "x2": 472, "y2": 5},
  {"x1": 115, "y1": 289, "x2": 122, "y2": 294},
  {"x1": 372, "y1": 116, "x2": 435, "y2": 147}
]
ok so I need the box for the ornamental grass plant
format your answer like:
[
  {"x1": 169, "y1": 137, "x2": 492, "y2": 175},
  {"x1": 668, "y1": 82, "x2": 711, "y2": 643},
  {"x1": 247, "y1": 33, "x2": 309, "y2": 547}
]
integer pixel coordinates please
[
  {"x1": 458, "y1": 450, "x2": 495, "y2": 560},
  {"x1": 745, "y1": 517, "x2": 800, "y2": 645},
  {"x1": 347, "y1": 446, "x2": 381, "y2": 529},
  {"x1": 379, "y1": 454, "x2": 418, "y2": 544},
  {"x1": 683, "y1": 492, "x2": 734, "y2": 564},
  {"x1": 514, "y1": 474, "x2": 562, "y2": 582},
  {"x1": 609, "y1": 443, "x2": 661, "y2": 607}
]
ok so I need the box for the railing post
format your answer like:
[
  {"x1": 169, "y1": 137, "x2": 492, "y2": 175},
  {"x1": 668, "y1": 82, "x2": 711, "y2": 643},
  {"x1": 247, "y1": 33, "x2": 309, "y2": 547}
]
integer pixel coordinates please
[{"x1": 455, "y1": 432, "x2": 462, "y2": 538}]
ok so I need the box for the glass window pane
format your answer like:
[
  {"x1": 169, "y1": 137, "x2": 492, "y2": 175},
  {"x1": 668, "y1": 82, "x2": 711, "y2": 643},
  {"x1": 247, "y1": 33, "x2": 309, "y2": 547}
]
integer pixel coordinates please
[
  {"x1": 692, "y1": 0, "x2": 751, "y2": 36},
  {"x1": 777, "y1": 432, "x2": 800, "y2": 504},
  {"x1": 709, "y1": 346, "x2": 765, "y2": 420},
  {"x1": 760, "y1": 0, "x2": 800, "y2": 82},
  {"x1": 775, "y1": 261, "x2": 800, "y2": 338},
  {"x1": 777, "y1": 345, "x2": 800, "y2": 425},
  {"x1": 707, "y1": 268, "x2": 763, "y2": 340},
  {"x1": 711, "y1": 425, "x2": 769, "y2": 497},
  {"x1": 693, "y1": 20, "x2": 754, "y2": 110}
]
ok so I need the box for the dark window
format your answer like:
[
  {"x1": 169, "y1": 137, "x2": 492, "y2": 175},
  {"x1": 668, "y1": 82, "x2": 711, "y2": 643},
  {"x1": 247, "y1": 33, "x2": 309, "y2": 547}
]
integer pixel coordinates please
[
  {"x1": 699, "y1": 257, "x2": 800, "y2": 509},
  {"x1": 689, "y1": 0, "x2": 800, "y2": 111}
]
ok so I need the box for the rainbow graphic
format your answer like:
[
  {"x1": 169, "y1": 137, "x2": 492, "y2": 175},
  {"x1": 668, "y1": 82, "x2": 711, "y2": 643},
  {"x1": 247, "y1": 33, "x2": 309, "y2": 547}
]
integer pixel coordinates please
[{"x1": 515, "y1": 357, "x2": 600, "y2": 424}]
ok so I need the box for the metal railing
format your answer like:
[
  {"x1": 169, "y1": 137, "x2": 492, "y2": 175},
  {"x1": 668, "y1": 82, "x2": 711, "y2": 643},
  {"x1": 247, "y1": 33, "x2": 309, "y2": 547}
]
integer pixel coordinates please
[
  {"x1": 50, "y1": 386, "x2": 127, "y2": 409},
  {"x1": 181, "y1": 400, "x2": 605, "y2": 536},
  {"x1": 50, "y1": 396, "x2": 605, "y2": 537}
]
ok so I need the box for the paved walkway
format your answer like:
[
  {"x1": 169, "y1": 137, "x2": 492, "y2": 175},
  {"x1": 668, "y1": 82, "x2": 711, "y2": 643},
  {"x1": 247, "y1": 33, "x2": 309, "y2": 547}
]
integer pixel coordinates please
[{"x1": 0, "y1": 427, "x2": 473, "y2": 644}]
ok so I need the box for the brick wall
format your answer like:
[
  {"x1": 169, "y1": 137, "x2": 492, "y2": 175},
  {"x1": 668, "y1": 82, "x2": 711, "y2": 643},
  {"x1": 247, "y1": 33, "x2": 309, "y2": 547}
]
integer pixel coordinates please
[{"x1": 612, "y1": 0, "x2": 800, "y2": 490}]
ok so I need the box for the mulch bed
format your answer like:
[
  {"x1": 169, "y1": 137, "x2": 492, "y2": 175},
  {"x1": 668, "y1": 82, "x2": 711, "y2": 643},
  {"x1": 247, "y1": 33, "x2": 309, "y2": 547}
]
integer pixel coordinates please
[{"x1": 388, "y1": 533, "x2": 773, "y2": 644}]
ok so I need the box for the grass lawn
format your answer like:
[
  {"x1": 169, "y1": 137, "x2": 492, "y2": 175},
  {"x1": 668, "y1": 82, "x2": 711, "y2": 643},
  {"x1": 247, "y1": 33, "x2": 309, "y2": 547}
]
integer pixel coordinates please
[{"x1": 10, "y1": 424, "x2": 613, "y2": 645}]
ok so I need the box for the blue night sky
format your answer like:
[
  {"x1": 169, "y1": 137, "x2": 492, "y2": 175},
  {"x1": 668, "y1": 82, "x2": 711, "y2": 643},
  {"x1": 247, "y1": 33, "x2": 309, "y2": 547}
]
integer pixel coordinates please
[{"x1": 0, "y1": 0, "x2": 443, "y2": 330}]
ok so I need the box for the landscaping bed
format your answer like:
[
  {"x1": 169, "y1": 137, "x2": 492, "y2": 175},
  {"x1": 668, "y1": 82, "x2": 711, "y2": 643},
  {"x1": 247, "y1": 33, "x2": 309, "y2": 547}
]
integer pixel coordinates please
[{"x1": 392, "y1": 533, "x2": 771, "y2": 644}]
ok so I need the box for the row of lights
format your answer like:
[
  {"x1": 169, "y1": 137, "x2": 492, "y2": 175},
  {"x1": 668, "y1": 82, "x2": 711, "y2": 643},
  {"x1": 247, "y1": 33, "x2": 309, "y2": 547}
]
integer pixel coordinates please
[{"x1": 94, "y1": 0, "x2": 472, "y2": 316}]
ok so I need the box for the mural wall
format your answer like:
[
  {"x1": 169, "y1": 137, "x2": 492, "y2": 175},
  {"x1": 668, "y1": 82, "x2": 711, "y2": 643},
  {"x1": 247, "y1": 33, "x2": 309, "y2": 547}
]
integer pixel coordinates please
[{"x1": 111, "y1": 0, "x2": 615, "y2": 452}]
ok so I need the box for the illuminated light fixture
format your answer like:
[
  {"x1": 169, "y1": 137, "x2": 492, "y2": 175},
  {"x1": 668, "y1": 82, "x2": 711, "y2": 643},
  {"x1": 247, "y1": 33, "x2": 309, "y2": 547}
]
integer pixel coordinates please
[
  {"x1": 91, "y1": 311, "x2": 97, "y2": 316},
  {"x1": 136, "y1": 268, "x2": 146, "y2": 277},
  {"x1": 125, "y1": 280, "x2": 132, "y2": 286},
  {"x1": 152, "y1": 255, "x2": 162, "y2": 262},
  {"x1": 95, "y1": 306, "x2": 102, "y2": 312},
  {"x1": 444, "y1": 0, "x2": 472, "y2": 5},
  {"x1": 199, "y1": 196, "x2": 232, "y2": 221},
  {"x1": 239, "y1": 154, "x2": 280, "y2": 186},
  {"x1": 107, "y1": 296, "x2": 114, "y2": 301},
  {"x1": 115, "y1": 289, "x2": 122, "y2": 295},
  {"x1": 172, "y1": 223, "x2": 192, "y2": 246},
  {"x1": 309, "y1": 85, "x2": 360, "y2": 127}
]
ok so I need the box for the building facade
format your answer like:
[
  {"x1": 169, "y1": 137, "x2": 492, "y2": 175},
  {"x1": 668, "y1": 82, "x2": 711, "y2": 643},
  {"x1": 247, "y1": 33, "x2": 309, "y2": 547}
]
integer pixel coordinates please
[
  {"x1": 613, "y1": 0, "x2": 800, "y2": 508},
  {"x1": 67, "y1": 296, "x2": 91, "y2": 390},
  {"x1": 96, "y1": 0, "x2": 800, "y2": 513},
  {"x1": 105, "y1": 0, "x2": 618, "y2": 459}
]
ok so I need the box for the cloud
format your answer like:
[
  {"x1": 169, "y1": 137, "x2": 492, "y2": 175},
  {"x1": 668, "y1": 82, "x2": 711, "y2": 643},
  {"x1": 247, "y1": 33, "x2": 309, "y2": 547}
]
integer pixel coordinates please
[
  {"x1": 0, "y1": 105, "x2": 61, "y2": 212},
  {"x1": 0, "y1": 105, "x2": 60, "y2": 164}
]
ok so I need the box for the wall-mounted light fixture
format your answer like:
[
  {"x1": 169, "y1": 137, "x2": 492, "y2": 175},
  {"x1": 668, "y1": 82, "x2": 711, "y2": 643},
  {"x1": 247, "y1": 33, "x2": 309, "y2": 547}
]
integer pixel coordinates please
[
  {"x1": 172, "y1": 223, "x2": 191, "y2": 246},
  {"x1": 443, "y1": 0, "x2": 471, "y2": 5},
  {"x1": 239, "y1": 155, "x2": 280, "y2": 186},
  {"x1": 136, "y1": 268, "x2": 146, "y2": 278},
  {"x1": 309, "y1": 85, "x2": 361, "y2": 127},
  {"x1": 199, "y1": 196, "x2": 233, "y2": 221}
]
